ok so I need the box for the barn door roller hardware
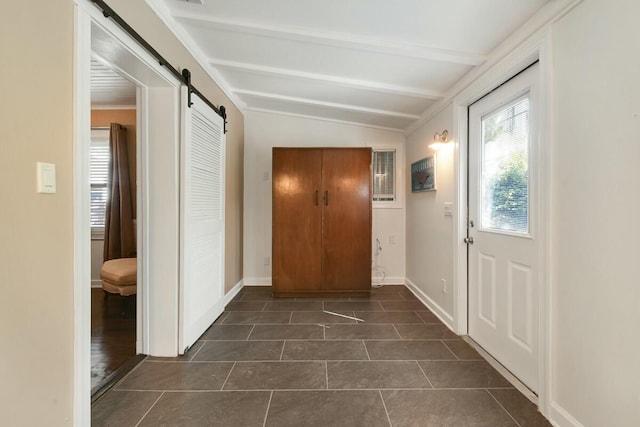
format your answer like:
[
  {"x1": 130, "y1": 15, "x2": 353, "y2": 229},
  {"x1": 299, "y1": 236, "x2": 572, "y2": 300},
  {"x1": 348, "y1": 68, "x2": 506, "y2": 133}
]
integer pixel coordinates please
[{"x1": 90, "y1": 0, "x2": 228, "y2": 133}]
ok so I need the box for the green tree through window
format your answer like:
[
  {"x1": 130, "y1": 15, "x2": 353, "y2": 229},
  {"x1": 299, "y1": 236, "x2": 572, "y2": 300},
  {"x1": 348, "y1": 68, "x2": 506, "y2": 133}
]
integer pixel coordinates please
[{"x1": 488, "y1": 153, "x2": 528, "y2": 231}]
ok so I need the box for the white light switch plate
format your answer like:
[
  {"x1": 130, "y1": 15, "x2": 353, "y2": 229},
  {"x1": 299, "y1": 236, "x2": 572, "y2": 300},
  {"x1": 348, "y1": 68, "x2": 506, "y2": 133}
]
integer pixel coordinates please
[
  {"x1": 444, "y1": 202, "x2": 453, "y2": 217},
  {"x1": 37, "y1": 162, "x2": 56, "y2": 194}
]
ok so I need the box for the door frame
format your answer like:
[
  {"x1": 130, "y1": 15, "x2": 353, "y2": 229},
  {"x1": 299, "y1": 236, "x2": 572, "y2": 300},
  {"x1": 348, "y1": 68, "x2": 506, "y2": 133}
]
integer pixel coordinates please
[
  {"x1": 73, "y1": 1, "x2": 181, "y2": 424},
  {"x1": 451, "y1": 29, "x2": 553, "y2": 415}
]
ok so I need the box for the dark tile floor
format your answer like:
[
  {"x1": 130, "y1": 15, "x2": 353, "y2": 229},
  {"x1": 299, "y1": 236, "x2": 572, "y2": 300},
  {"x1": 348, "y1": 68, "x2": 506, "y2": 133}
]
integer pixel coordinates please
[{"x1": 92, "y1": 285, "x2": 551, "y2": 426}]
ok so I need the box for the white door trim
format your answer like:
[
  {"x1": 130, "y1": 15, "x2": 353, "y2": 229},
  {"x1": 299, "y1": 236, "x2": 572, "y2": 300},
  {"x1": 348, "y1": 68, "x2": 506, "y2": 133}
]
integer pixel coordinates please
[
  {"x1": 72, "y1": 6, "x2": 92, "y2": 425},
  {"x1": 73, "y1": 1, "x2": 181, "y2": 424},
  {"x1": 451, "y1": 27, "x2": 554, "y2": 417}
]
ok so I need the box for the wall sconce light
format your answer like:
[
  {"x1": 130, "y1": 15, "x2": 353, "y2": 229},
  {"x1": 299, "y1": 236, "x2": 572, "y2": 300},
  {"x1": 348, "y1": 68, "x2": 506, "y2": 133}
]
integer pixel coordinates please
[{"x1": 430, "y1": 130, "x2": 449, "y2": 150}]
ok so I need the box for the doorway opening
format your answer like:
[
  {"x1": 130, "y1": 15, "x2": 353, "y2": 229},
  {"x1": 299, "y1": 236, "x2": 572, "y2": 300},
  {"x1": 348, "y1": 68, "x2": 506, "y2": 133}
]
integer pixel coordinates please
[
  {"x1": 74, "y1": 5, "x2": 183, "y2": 422},
  {"x1": 89, "y1": 58, "x2": 141, "y2": 399}
]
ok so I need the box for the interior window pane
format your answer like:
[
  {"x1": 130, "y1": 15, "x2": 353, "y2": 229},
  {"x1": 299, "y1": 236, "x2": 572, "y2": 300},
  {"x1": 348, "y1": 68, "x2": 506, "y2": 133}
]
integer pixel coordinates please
[
  {"x1": 481, "y1": 96, "x2": 529, "y2": 233},
  {"x1": 90, "y1": 135, "x2": 110, "y2": 228},
  {"x1": 373, "y1": 150, "x2": 395, "y2": 201}
]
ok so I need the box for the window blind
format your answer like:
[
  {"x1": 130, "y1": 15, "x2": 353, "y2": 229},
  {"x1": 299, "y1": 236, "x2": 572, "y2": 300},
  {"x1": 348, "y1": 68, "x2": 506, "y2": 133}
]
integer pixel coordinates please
[
  {"x1": 373, "y1": 150, "x2": 395, "y2": 201},
  {"x1": 90, "y1": 134, "x2": 110, "y2": 229}
]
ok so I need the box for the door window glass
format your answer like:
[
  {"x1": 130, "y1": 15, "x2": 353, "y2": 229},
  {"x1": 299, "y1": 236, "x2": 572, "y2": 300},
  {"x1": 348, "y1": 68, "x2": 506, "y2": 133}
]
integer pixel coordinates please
[{"x1": 481, "y1": 96, "x2": 530, "y2": 234}]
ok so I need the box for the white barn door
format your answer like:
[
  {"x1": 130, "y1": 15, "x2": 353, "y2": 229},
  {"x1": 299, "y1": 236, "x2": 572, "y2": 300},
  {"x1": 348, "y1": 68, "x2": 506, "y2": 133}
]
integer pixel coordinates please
[{"x1": 179, "y1": 87, "x2": 226, "y2": 353}]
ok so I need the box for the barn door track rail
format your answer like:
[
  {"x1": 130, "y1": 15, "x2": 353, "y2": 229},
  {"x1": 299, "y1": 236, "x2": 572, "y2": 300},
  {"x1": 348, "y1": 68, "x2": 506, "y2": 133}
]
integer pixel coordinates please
[{"x1": 90, "y1": 0, "x2": 228, "y2": 133}]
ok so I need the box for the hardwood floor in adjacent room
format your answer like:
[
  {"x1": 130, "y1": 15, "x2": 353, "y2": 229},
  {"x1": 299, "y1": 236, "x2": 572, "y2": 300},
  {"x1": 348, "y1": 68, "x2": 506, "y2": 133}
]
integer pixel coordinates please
[{"x1": 91, "y1": 288, "x2": 137, "y2": 394}]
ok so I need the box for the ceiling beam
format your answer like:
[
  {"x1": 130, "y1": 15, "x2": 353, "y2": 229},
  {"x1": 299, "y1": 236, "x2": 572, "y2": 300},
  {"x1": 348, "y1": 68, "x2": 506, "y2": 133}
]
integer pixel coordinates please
[
  {"x1": 210, "y1": 59, "x2": 444, "y2": 100},
  {"x1": 234, "y1": 89, "x2": 421, "y2": 119},
  {"x1": 173, "y1": 11, "x2": 487, "y2": 66},
  {"x1": 246, "y1": 107, "x2": 406, "y2": 133}
]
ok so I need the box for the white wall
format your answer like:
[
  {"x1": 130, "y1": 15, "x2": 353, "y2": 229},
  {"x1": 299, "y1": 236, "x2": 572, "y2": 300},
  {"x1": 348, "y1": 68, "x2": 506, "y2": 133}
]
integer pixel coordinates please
[
  {"x1": 91, "y1": 239, "x2": 103, "y2": 286},
  {"x1": 403, "y1": 1, "x2": 640, "y2": 425},
  {"x1": 244, "y1": 111, "x2": 406, "y2": 284},
  {"x1": 405, "y1": 104, "x2": 456, "y2": 323},
  {"x1": 550, "y1": 0, "x2": 640, "y2": 425}
]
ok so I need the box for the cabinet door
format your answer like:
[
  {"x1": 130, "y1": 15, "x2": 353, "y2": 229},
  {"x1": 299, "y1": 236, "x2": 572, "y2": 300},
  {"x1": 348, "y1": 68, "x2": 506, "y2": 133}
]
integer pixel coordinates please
[
  {"x1": 321, "y1": 148, "x2": 372, "y2": 291},
  {"x1": 272, "y1": 148, "x2": 323, "y2": 293}
]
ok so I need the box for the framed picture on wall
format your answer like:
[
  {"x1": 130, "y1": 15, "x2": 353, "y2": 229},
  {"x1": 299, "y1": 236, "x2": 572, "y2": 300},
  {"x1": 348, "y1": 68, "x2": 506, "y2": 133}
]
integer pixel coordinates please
[{"x1": 411, "y1": 156, "x2": 436, "y2": 192}]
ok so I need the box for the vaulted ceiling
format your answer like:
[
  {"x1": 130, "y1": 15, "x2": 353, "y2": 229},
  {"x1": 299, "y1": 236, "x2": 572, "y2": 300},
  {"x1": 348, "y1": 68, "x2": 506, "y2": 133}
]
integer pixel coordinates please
[{"x1": 153, "y1": 0, "x2": 549, "y2": 131}]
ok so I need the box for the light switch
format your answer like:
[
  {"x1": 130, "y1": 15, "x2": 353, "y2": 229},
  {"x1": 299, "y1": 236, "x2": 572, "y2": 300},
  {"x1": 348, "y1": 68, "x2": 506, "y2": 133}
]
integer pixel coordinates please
[
  {"x1": 37, "y1": 162, "x2": 56, "y2": 194},
  {"x1": 444, "y1": 202, "x2": 453, "y2": 217}
]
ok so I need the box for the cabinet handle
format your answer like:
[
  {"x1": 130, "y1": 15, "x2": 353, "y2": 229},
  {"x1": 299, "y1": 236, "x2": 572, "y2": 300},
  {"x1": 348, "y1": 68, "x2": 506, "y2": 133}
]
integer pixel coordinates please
[
  {"x1": 314, "y1": 190, "x2": 319, "y2": 206},
  {"x1": 324, "y1": 190, "x2": 329, "y2": 206}
]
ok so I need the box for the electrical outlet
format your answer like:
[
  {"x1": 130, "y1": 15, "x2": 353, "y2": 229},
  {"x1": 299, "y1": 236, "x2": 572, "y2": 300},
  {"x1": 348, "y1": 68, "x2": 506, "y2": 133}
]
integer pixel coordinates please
[
  {"x1": 388, "y1": 235, "x2": 396, "y2": 245},
  {"x1": 263, "y1": 171, "x2": 270, "y2": 181},
  {"x1": 441, "y1": 278, "x2": 447, "y2": 294},
  {"x1": 264, "y1": 256, "x2": 270, "y2": 266}
]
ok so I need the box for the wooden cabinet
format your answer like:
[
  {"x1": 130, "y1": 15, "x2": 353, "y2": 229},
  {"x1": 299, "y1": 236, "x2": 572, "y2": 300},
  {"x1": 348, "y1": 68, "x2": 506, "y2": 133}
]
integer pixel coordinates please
[{"x1": 272, "y1": 147, "x2": 372, "y2": 297}]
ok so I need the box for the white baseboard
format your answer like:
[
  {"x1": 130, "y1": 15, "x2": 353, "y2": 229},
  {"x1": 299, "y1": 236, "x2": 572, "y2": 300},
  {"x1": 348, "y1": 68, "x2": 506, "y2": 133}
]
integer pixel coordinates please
[
  {"x1": 373, "y1": 276, "x2": 405, "y2": 285},
  {"x1": 549, "y1": 401, "x2": 584, "y2": 427},
  {"x1": 464, "y1": 336, "x2": 537, "y2": 405},
  {"x1": 222, "y1": 279, "x2": 244, "y2": 306},
  {"x1": 242, "y1": 277, "x2": 272, "y2": 286},
  {"x1": 91, "y1": 279, "x2": 102, "y2": 288},
  {"x1": 244, "y1": 277, "x2": 406, "y2": 287},
  {"x1": 404, "y1": 278, "x2": 455, "y2": 330}
]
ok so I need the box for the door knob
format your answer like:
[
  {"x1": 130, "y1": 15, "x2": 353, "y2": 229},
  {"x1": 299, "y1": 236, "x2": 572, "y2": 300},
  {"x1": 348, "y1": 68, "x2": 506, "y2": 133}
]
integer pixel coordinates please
[{"x1": 464, "y1": 237, "x2": 474, "y2": 244}]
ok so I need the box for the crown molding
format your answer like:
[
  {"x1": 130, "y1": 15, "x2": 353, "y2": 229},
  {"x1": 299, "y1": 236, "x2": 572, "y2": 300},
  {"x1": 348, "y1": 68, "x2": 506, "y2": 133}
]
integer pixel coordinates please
[
  {"x1": 173, "y1": 10, "x2": 486, "y2": 66},
  {"x1": 210, "y1": 58, "x2": 444, "y2": 100},
  {"x1": 235, "y1": 89, "x2": 420, "y2": 120}
]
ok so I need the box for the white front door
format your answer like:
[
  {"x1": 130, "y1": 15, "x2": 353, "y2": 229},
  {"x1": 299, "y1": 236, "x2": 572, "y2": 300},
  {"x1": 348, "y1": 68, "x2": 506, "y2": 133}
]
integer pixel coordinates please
[
  {"x1": 468, "y1": 64, "x2": 539, "y2": 392},
  {"x1": 179, "y1": 88, "x2": 226, "y2": 353}
]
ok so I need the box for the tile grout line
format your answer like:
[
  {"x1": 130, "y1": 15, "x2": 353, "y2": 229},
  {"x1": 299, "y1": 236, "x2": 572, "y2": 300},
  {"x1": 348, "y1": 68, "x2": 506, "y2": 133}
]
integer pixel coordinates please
[
  {"x1": 279, "y1": 340, "x2": 286, "y2": 360},
  {"x1": 441, "y1": 340, "x2": 460, "y2": 360},
  {"x1": 129, "y1": 358, "x2": 450, "y2": 365},
  {"x1": 189, "y1": 341, "x2": 206, "y2": 361},
  {"x1": 262, "y1": 390, "x2": 274, "y2": 427},
  {"x1": 288, "y1": 312, "x2": 293, "y2": 324},
  {"x1": 111, "y1": 356, "x2": 148, "y2": 390},
  {"x1": 113, "y1": 386, "x2": 517, "y2": 393},
  {"x1": 378, "y1": 390, "x2": 393, "y2": 427},
  {"x1": 416, "y1": 360, "x2": 435, "y2": 388},
  {"x1": 362, "y1": 339, "x2": 372, "y2": 360},
  {"x1": 486, "y1": 389, "x2": 523, "y2": 427},
  {"x1": 134, "y1": 391, "x2": 164, "y2": 427},
  {"x1": 246, "y1": 324, "x2": 256, "y2": 341},
  {"x1": 220, "y1": 361, "x2": 236, "y2": 391},
  {"x1": 325, "y1": 360, "x2": 329, "y2": 390},
  {"x1": 391, "y1": 324, "x2": 403, "y2": 340}
]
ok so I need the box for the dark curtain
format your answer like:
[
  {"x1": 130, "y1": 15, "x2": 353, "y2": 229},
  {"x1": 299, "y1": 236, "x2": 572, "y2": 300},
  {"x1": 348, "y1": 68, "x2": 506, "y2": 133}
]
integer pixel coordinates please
[{"x1": 103, "y1": 123, "x2": 135, "y2": 261}]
